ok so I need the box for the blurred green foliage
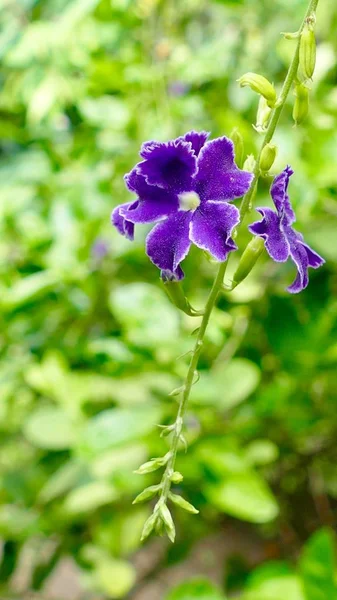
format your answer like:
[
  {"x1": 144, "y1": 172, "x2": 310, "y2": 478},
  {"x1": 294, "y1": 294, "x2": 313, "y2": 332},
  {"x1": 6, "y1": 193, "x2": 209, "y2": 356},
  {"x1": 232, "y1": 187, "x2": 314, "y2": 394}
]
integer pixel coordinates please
[{"x1": 0, "y1": 0, "x2": 337, "y2": 598}]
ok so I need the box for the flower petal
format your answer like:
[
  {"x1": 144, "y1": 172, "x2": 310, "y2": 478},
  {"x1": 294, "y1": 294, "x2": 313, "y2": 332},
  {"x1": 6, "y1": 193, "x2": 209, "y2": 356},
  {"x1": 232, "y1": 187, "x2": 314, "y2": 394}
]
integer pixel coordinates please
[
  {"x1": 287, "y1": 237, "x2": 310, "y2": 293},
  {"x1": 136, "y1": 138, "x2": 197, "y2": 192},
  {"x1": 182, "y1": 131, "x2": 210, "y2": 156},
  {"x1": 111, "y1": 201, "x2": 138, "y2": 240},
  {"x1": 287, "y1": 236, "x2": 325, "y2": 293},
  {"x1": 123, "y1": 169, "x2": 179, "y2": 223},
  {"x1": 189, "y1": 200, "x2": 240, "y2": 261},
  {"x1": 195, "y1": 136, "x2": 254, "y2": 202},
  {"x1": 146, "y1": 211, "x2": 192, "y2": 278},
  {"x1": 249, "y1": 207, "x2": 290, "y2": 262},
  {"x1": 270, "y1": 165, "x2": 296, "y2": 224},
  {"x1": 301, "y1": 242, "x2": 325, "y2": 269}
]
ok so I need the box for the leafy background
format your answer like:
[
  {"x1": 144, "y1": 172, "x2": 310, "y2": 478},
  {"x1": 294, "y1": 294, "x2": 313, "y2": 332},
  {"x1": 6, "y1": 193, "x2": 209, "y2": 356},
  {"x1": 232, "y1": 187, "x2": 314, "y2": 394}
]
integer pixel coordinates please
[{"x1": 0, "y1": 0, "x2": 337, "y2": 598}]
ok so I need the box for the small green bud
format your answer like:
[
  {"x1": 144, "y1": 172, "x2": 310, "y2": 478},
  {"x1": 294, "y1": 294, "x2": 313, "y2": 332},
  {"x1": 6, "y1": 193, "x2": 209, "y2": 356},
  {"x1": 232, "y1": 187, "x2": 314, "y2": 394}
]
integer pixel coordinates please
[
  {"x1": 232, "y1": 237, "x2": 265, "y2": 289},
  {"x1": 253, "y1": 96, "x2": 272, "y2": 133},
  {"x1": 133, "y1": 484, "x2": 162, "y2": 504},
  {"x1": 243, "y1": 154, "x2": 256, "y2": 173},
  {"x1": 237, "y1": 72, "x2": 277, "y2": 108},
  {"x1": 293, "y1": 82, "x2": 309, "y2": 125},
  {"x1": 162, "y1": 279, "x2": 203, "y2": 317},
  {"x1": 140, "y1": 513, "x2": 158, "y2": 541},
  {"x1": 159, "y1": 503, "x2": 176, "y2": 542},
  {"x1": 281, "y1": 31, "x2": 300, "y2": 39},
  {"x1": 260, "y1": 143, "x2": 277, "y2": 173},
  {"x1": 168, "y1": 385, "x2": 185, "y2": 397},
  {"x1": 299, "y1": 21, "x2": 316, "y2": 80},
  {"x1": 169, "y1": 492, "x2": 199, "y2": 514},
  {"x1": 170, "y1": 471, "x2": 183, "y2": 484},
  {"x1": 135, "y1": 452, "x2": 170, "y2": 475},
  {"x1": 230, "y1": 128, "x2": 244, "y2": 168}
]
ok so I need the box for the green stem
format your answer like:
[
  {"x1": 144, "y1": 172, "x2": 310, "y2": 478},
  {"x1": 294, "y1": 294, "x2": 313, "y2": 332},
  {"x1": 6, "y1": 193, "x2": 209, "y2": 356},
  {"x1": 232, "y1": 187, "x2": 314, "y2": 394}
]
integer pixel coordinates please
[
  {"x1": 159, "y1": 260, "x2": 228, "y2": 505},
  {"x1": 158, "y1": 0, "x2": 320, "y2": 510},
  {"x1": 240, "y1": 0, "x2": 320, "y2": 222}
]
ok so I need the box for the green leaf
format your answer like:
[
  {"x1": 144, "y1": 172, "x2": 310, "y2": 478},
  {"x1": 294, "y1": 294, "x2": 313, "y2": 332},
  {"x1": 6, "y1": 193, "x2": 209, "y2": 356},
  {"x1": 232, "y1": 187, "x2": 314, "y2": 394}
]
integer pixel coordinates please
[
  {"x1": 205, "y1": 472, "x2": 278, "y2": 523},
  {"x1": 38, "y1": 460, "x2": 87, "y2": 503},
  {"x1": 243, "y1": 561, "x2": 305, "y2": 600},
  {"x1": 191, "y1": 358, "x2": 260, "y2": 409},
  {"x1": 23, "y1": 406, "x2": 75, "y2": 450},
  {"x1": 95, "y1": 559, "x2": 136, "y2": 598},
  {"x1": 109, "y1": 283, "x2": 180, "y2": 348},
  {"x1": 244, "y1": 440, "x2": 279, "y2": 466},
  {"x1": 299, "y1": 528, "x2": 337, "y2": 600},
  {"x1": 166, "y1": 578, "x2": 226, "y2": 600},
  {"x1": 78, "y1": 405, "x2": 163, "y2": 457},
  {"x1": 64, "y1": 481, "x2": 118, "y2": 515}
]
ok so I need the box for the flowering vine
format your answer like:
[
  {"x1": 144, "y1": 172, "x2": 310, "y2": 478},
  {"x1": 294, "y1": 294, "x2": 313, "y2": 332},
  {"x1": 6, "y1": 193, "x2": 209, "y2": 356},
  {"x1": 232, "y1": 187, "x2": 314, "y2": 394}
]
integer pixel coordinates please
[{"x1": 111, "y1": 0, "x2": 323, "y2": 542}]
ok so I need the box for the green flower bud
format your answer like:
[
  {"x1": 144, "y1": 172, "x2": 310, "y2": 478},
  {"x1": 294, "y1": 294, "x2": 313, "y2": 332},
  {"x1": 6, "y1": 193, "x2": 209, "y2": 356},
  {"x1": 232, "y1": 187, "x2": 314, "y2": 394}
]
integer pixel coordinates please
[
  {"x1": 133, "y1": 484, "x2": 162, "y2": 504},
  {"x1": 162, "y1": 280, "x2": 203, "y2": 317},
  {"x1": 299, "y1": 21, "x2": 316, "y2": 80},
  {"x1": 260, "y1": 143, "x2": 277, "y2": 173},
  {"x1": 140, "y1": 512, "x2": 158, "y2": 541},
  {"x1": 135, "y1": 452, "x2": 170, "y2": 474},
  {"x1": 230, "y1": 128, "x2": 244, "y2": 168},
  {"x1": 159, "y1": 503, "x2": 175, "y2": 542},
  {"x1": 170, "y1": 471, "x2": 184, "y2": 484},
  {"x1": 169, "y1": 492, "x2": 199, "y2": 514},
  {"x1": 232, "y1": 236, "x2": 265, "y2": 289},
  {"x1": 237, "y1": 72, "x2": 277, "y2": 108},
  {"x1": 293, "y1": 82, "x2": 309, "y2": 125},
  {"x1": 254, "y1": 96, "x2": 272, "y2": 133},
  {"x1": 243, "y1": 154, "x2": 256, "y2": 173}
]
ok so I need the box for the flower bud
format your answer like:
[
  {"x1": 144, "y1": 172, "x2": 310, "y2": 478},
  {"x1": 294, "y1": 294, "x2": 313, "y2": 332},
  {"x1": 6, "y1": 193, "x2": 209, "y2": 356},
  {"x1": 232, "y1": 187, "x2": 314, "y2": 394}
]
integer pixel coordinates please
[
  {"x1": 159, "y1": 503, "x2": 175, "y2": 542},
  {"x1": 169, "y1": 492, "x2": 199, "y2": 514},
  {"x1": 133, "y1": 484, "x2": 162, "y2": 504},
  {"x1": 170, "y1": 471, "x2": 183, "y2": 484},
  {"x1": 162, "y1": 279, "x2": 203, "y2": 317},
  {"x1": 299, "y1": 21, "x2": 316, "y2": 80},
  {"x1": 232, "y1": 236, "x2": 265, "y2": 289},
  {"x1": 135, "y1": 452, "x2": 170, "y2": 474},
  {"x1": 293, "y1": 83, "x2": 309, "y2": 125},
  {"x1": 253, "y1": 96, "x2": 272, "y2": 133},
  {"x1": 237, "y1": 73, "x2": 277, "y2": 108},
  {"x1": 260, "y1": 143, "x2": 277, "y2": 173},
  {"x1": 243, "y1": 154, "x2": 256, "y2": 173},
  {"x1": 140, "y1": 512, "x2": 158, "y2": 541},
  {"x1": 230, "y1": 128, "x2": 244, "y2": 168}
]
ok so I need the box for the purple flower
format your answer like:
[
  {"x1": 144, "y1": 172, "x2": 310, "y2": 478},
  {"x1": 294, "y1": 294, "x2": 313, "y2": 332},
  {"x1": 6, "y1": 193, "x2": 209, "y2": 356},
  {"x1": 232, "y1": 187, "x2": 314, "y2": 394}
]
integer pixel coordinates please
[
  {"x1": 249, "y1": 166, "x2": 325, "y2": 293},
  {"x1": 112, "y1": 131, "x2": 254, "y2": 278}
]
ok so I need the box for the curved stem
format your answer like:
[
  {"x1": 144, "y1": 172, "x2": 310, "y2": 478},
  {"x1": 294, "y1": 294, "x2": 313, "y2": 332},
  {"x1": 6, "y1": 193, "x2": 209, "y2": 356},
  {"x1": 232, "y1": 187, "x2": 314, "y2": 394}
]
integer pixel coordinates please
[
  {"x1": 240, "y1": 0, "x2": 320, "y2": 222},
  {"x1": 159, "y1": 260, "x2": 227, "y2": 505},
  {"x1": 158, "y1": 0, "x2": 320, "y2": 511}
]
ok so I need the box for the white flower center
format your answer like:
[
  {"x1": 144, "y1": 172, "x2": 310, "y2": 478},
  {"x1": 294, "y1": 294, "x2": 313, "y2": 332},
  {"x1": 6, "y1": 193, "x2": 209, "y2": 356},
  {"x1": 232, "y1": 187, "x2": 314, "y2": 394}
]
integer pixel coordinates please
[{"x1": 178, "y1": 191, "x2": 201, "y2": 212}]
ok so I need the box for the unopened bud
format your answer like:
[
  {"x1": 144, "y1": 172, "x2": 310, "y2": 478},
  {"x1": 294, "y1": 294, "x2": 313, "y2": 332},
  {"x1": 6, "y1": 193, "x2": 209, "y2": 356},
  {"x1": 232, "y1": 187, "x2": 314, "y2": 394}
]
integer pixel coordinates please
[
  {"x1": 140, "y1": 513, "x2": 158, "y2": 541},
  {"x1": 260, "y1": 143, "x2": 277, "y2": 173},
  {"x1": 232, "y1": 237, "x2": 265, "y2": 289},
  {"x1": 299, "y1": 21, "x2": 316, "y2": 80},
  {"x1": 169, "y1": 492, "x2": 199, "y2": 514},
  {"x1": 162, "y1": 278, "x2": 203, "y2": 317},
  {"x1": 253, "y1": 96, "x2": 272, "y2": 133},
  {"x1": 159, "y1": 503, "x2": 175, "y2": 542},
  {"x1": 237, "y1": 73, "x2": 277, "y2": 108},
  {"x1": 243, "y1": 154, "x2": 256, "y2": 173},
  {"x1": 293, "y1": 83, "x2": 309, "y2": 125},
  {"x1": 170, "y1": 471, "x2": 184, "y2": 483},
  {"x1": 135, "y1": 453, "x2": 170, "y2": 475},
  {"x1": 230, "y1": 128, "x2": 244, "y2": 168},
  {"x1": 133, "y1": 484, "x2": 162, "y2": 504}
]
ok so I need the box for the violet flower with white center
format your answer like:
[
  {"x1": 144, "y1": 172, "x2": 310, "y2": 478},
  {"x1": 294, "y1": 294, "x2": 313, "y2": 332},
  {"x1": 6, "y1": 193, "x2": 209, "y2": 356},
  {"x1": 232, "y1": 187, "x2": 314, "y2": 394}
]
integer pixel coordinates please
[
  {"x1": 249, "y1": 165, "x2": 325, "y2": 293},
  {"x1": 111, "y1": 131, "x2": 254, "y2": 279}
]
